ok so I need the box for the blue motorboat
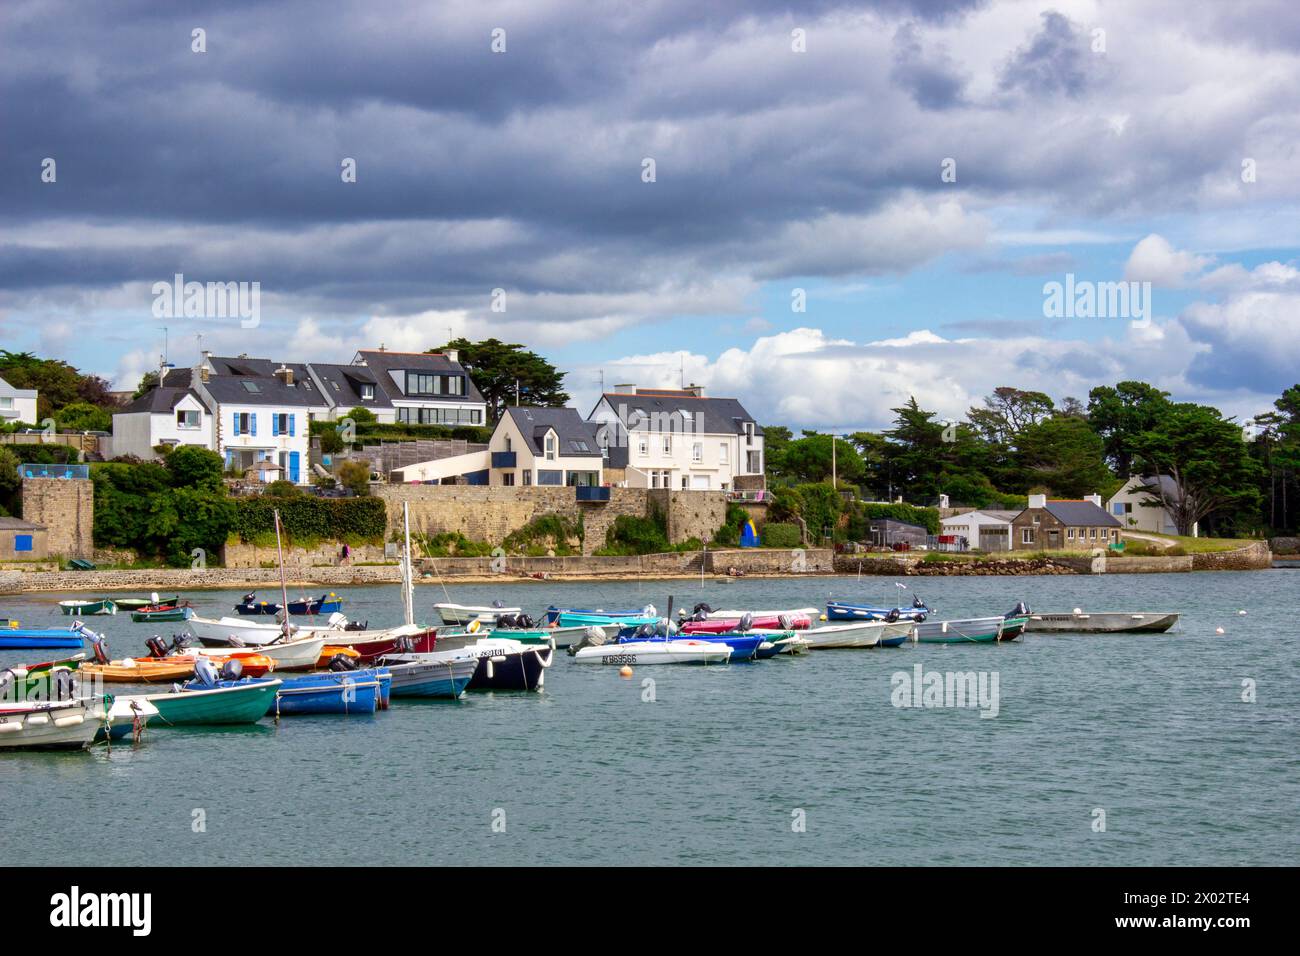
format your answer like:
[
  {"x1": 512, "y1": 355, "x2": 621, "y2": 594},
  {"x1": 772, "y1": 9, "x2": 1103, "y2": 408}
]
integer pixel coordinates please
[
  {"x1": 619, "y1": 631, "x2": 768, "y2": 662},
  {"x1": 827, "y1": 598, "x2": 929, "y2": 622},
  {"x1": 182, "y1": 667, "x2": 391, "y2": 715},
  {"x1": 0, "y1": 623, "x2": 85, "y2": 650},
  {"x1": 234, "y1": 591, "x2": 344, "y2": 616}
]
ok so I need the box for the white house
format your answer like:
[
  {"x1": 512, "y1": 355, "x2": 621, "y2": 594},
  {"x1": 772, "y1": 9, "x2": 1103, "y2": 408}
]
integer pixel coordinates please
[
  {"x1": 0, "y1": 376, "x2": 38, "y2": 425},
  {"x1": 939, "y1": 509, "x2": 1019, "y2": 551},
  {"x1": 587, "y1": 386, "x2": 764, "y2": 491},
  {"x1": 110, "y1": 387, "x2": 213, "y2": 459},
  {"x1": 191, "y1": 361, "x2": 316, "y2": 483},
  {"x1": 1107, "y1": 475, "x2": 1192, "y2": 536},
  {"x1": 490, "y1": 407, "x2": 603, "y2": 487}
]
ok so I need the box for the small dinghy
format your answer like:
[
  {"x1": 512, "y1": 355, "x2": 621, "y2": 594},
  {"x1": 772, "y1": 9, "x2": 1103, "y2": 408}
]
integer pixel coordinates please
[
  {"x1": 130, "y1": 604, "x2": 193, "y2": 623},
  {"x1": 113, "y1": 594, "x2": 179, "y2": 612},
  {"x1": 1023, "y1": 610, "x2": 1180, "y2": 633},
  {"x1": 131, "y1": 678, "x2": 281, "y2": 726},
  {"x1": 193, "y1": 635, "x2": 326, "y2": 672},
  {"x1": 58, "y1": 599, "x2": 117, "y2": 616},
  {"x1": 378, "y1": 656, "x2": 477, "y2": 699},
  {"x1": 234, "y1": 591, "x2": 344, "y2": 616},
  {"x1": 185, "y1": 670, "x2": 389, "y2": 717},
  {"x1": 827, "y1": 592, "x2": 930, "y2": 622},
  {"x1": 391, "y1": 638, "x2": 553, "y2": 691},
  {"x1": 433, "y1": 602, "x2": 520, "y2": 625},
  {"x1": 0, "y1": 620, "x2": 85, "y2": 650},
  {"x1": 911, "y1": 616, "x2": 1007, "y2": 644},
  {"x1": 94, "y1": 697, "x2": 159, "y2": 742}
]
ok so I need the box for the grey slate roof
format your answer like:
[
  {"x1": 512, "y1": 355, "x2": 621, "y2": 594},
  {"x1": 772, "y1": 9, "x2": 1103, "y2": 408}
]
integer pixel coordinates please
[
  {"x1": 354, "y1": 350, "x2": 485, "y2": 404},
  {"x1": 118, "y1": 386, "x2": 201, "y2": 415},
  {"x1": 202, "y1": 356, "x2": 323, "y2": 407},
  {"x1": 597, "y1": 391, "x2": 761, "y2": 436},
  {"x1": 504, "y1": 406, "x2": 602, "y2": 457},
  {"x1": 1043, "y1": 501, "x2": 1121, "y2": 527},
  {"x1": 310, "y1": 363, "x2": 393, "y2": 410},
  {"x1": 0, "y1": 516, "x2": 45, "y2": 531}
]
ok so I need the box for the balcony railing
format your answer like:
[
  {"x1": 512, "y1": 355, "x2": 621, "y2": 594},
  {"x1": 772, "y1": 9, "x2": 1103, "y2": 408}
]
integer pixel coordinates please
[{"x1": 491, "y1": 451, "x2": 517, "y2": 468}]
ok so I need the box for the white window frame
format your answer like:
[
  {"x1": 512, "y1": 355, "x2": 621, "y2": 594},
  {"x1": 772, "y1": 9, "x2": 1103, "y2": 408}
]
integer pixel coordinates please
[
  {"x1": 719, "y1": 442, "x2": 728, "y2": 465},
  {"x1": 692, "y1": 442, "x2": 703, "y2": 463},
  {"x1": 177, "y1": 409, "x2": 201, "y2": 430},
  {"x1": 1021, "y1": 528, "x2": 1034, "y2": 545},
  {"x1": 662, "y1": 435, "x2": 672, "y2": 456}
]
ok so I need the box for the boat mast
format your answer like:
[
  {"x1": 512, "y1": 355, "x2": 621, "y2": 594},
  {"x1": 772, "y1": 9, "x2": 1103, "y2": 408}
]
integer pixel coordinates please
[
  {"x1": 274, "y1": 509, "x2": 291, "y2": 637},
  {"x1": 402, "y1": 501, "x2": 414, "y2": 627}
]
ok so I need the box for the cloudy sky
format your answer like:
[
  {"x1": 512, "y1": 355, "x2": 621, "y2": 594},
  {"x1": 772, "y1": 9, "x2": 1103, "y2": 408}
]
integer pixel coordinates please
[{"x1": 3, "y1": 0, "x2": 1298, "y2": 429}]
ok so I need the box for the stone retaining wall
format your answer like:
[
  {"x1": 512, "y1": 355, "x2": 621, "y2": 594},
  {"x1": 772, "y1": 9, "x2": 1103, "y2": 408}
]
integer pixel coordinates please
[{"x1": 1190, "y1": 541, "x2": 1272, "y2": 570}]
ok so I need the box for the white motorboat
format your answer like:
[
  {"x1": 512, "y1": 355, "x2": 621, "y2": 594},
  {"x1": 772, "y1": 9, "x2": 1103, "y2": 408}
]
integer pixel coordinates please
[
  {"x1": 702, "y1": 606, "x2": 818, "y2": 621},
  {"x1": 756, "y1": 620, "x2": 899, "y2": 649},
  {"x1": 433, "y1": 603, "x2": 520, "y2": 625},
  {"x1": 186, "y1": 613, "x2": 348, "y2": 646},
  {"x1": 572, "y1": 638, "x2": 732, "y2": 665},
  {"x1": 388, "y1": 637, "x2": 552, "y2": 691},
  {"x1": 193, "y1": 635, "x2": 326, "y2": 671},
  {"x1": 0, "y1": 699, "x2": 102, "y2": 750}
]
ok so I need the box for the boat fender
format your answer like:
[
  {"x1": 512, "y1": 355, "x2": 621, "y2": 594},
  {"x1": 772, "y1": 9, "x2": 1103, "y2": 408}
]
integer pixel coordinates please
[
  {"x1": 467, "y1": 619, "x2": 483, "y2": 634},
  {"x1": 219, "y1": 659, "x2": 244, "y2": 682}
]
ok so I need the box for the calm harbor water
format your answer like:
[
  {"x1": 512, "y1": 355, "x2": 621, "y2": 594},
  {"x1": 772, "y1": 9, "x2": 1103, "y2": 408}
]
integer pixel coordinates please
[{"x1": 1, "y1": 572, "x2": 1296, "y2": 866}]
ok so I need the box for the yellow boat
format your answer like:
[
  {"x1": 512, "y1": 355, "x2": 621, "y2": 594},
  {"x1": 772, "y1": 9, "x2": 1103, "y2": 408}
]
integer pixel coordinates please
[
  {"x1": 81, "y1": 657, "x2": 198, "y2": 684},
  {"x1": 316, "y1": 646, "x2": 361, "y2": 668}
]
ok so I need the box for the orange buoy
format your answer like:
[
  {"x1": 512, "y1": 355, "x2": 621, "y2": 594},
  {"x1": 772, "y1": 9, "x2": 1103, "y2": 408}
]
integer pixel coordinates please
[{"x1": 619, "y1": 665, "x2": 633, "y2": 678}]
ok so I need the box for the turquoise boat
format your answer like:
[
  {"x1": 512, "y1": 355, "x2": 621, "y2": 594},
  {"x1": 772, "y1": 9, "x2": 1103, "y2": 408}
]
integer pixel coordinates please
[
  {"x1": 554, "y1": 611, "x2": 658, "y2": 629},
  {"x1": 133, "y1": 679, "x2": 281, "y2": 725}
]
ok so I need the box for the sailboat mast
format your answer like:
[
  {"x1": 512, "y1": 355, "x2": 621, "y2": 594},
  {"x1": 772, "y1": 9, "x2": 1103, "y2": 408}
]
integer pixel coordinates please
[
  {"x1": 274, "y1": 509, "x2": 291, "y2": 636},
  {"x1": 403, "y1": 501, "x2": 414, "y2": 627}
]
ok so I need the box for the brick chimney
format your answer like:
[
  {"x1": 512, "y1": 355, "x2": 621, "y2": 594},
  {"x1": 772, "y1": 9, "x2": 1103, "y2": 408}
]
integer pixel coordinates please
[
  {"x1": 274, "y1": 364, "x2": 294, "y2": 386},
  {"x1": 683, "y1": 383, "x2": 705, "y2": 397}
]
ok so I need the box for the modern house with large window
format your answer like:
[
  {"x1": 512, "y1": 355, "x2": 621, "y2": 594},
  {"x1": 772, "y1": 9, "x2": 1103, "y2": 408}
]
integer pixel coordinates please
[
  {"x1": 586, "y1": 386, "x2": 764, "y2": 491},
  {"x1": 352, "y1": 349, "x2": 487, "y2": 427},
  {"x1": 489, "y1": 406, "x2": 603, "y2": 487},
  {"x1": 0, "y1": 376, "x2": 38, "y2": 425}
]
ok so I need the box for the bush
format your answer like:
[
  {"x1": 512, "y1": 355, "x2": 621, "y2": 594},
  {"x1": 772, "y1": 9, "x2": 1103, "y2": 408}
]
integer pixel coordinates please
[
  {"x1": 711, "y1": 503, "x2": 749, "y2": 546},
  {"x1": 502, "y1": 513, "x2": 582, "y2": 555},
  {"x1": 858, "y1": 502, "x2": 940, "y2": 535},
  {"x1": 336, "y1": 460, "x2": 372, "y2": 496},
  {"x1": 416, "y1": 531, "x2": 494, "y2": 557},
  {"x1": 264, "y1": 479, "x2": 302, "y2": 497},
  {"x1": 767, "y1": 485, "x2": 804, "y2": 522},
  {"x1": 602, "y1": 512, "x2": 669, "y2": 555},
  {"x1": 166, "y1": 446, "x2": 225, "y2": 491},
  {"x1": 762, "y1": 522, "x2": 803, "y2": 548},
  {"x1": 231, "y1": 496, "x2": 387, "y2": 543}
]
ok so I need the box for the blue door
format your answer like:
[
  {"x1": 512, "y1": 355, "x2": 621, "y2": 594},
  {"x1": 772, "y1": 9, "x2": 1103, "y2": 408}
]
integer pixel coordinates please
[{"x1": 289, "y1": 451, "x2": 301, "y2": 483}]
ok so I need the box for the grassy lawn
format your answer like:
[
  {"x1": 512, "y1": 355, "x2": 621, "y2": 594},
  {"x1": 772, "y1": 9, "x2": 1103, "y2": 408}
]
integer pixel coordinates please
[{"x1": 1134, "y1": 533, "x2": 1258, "y2": 553}]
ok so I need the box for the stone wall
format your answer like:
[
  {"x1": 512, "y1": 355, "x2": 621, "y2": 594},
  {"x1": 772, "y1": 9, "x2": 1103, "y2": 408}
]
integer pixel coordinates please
[
  {"x1": 1269, "y1": 536, "x2": 1300, "y2": 554},
  {"x1": 831, "y1": 554, "x2": 1086, "y2": 575},
  {"x1": 1190, "y1": 542, "x2": 1272, "y2": 570},
  {"x1": 222, "y1": 540, "x2": 392, "y2": 569},
  {"x1": 375, "y1": 484, "x2": 728, "y2": 556},
  {"x1": 22, "y1": 478, "x2": 93, "y2": 558},
  {"x1": 1098, "y1": 554, "x2": 1193, "y2": 573}
]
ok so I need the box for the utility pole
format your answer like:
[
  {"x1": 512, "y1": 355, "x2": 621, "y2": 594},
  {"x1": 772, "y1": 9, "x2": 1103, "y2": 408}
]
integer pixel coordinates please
[{"x1": 831, "y1": 432, "x2": 837, "y2": 489}]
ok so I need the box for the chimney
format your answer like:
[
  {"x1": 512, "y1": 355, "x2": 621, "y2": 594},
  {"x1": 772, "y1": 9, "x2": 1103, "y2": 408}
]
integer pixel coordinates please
[
  {"x1": 275, "y1": 364, "x2": 294, "y2": 386},
  {"x1": 684, "y1": 383, "x2": 704, "y2": 398},
  {"x1": 445, "y1": 349, "x2": 459, "y2": 364},
  {"x1": 1028, "y1": 493, "x2": 1047, "y2": 509},
  {"x1": 1084, "y1": 493, "x2": 1103, "y2": 508},
  {"x1": 939, "y1": 494, "x2": 949, "y2": 509},
  {"x1": 198, "y1": 366, "x2": 210, "y2": 383},
  {"x1": 613, "y1": 383, "x2": 637, "y2": 394}
]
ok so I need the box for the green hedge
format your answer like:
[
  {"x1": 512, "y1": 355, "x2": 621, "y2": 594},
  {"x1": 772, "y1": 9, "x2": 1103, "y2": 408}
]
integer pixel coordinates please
[
  {"x1": 231, "y1": 496, "x2": 387, "y2": 543},
  {"x1": 761, "y1": 522, "x2": 803, "y2": 548}
]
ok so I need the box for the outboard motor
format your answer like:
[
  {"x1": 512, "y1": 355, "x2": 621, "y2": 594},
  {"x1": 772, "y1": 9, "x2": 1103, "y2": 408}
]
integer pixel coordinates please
[
  {"x1": 193, "y1": 656, "x2": 219, "y2": 687},
  {"x1": 913, "y1": 594, "x2": 925, "y2": 609},
  {"x1": 219, "y1": 658, "x2": 244, "y2": 681},
  {"x1": 516, "y1": 613, "x2": 534, "y2": 629},
  {"x1": 692, "y1": 602, "x2": 713, "y2": 616},
  {"x1": 636, "y1": 623, "x2": 655, "y2": 639},
  {"x1": 144, "y1": 636, "x2": 169, "y2": 659},
  {"x1": 915, "y1": 612, "x2": 928, "y2": 623},
  {"x1": 495, "y1": 613, "x2": 514, "y2": 629},
  {"x1": 567, "y1": 625, "x2": 608, "y2": 656},
  {"x1": 88, "y1": 631, "x2": 110, "y2": 664},
  {"x1": 777, "y1": 613, "x2": 792, "y2": 631},
  {"x1": 491, "y1": 600, "x2": 504, "y2": 609},
  {"x1": 654, "y1": 617, "x2": 671, "y2": 638},
  {"x1": 1005, "y1": 601, "x2": 1030, "y2": 619},
  {"x1": 344, "y1": 620, "x2": 366, "y2": 631},
  {"x1": 738, "y1": 612, "x2": 754, "y2": 633},
  {"x1": 242, "y1": 591, "x2": 257, "y2": 604},
  {"x1": 170, "y1": 634, "x2": 192, "y2": 653},
  {"x1": 328, "y1": 654, "x2": 359, "y2": 672},
  {"x1": 690, "y1": 609, "x2": 708, "y2": 623},
  {"x1": 884, "y1": 608, "x2": 901, "y2": 624},
  {"x1": 642, "y1": 604, "x2": 657, "y2": 618}
]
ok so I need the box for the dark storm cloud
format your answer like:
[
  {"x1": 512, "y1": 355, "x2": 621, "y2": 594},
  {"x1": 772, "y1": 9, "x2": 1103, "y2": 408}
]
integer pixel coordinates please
[
  {"x1": 890, "y1": 22, "x2": 967, "y2": 109},
  {"x1": 998, "y1": 10, "x2": 1090, "y2": 97}
]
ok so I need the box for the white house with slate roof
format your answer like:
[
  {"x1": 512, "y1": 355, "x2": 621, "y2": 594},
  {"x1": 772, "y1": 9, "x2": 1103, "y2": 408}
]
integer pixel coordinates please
[
  {"x1": 109, "y1": 386, "x2": 214, "y2": 459},
  {"x1": 587, "y1": 386, "x2": 764, "y2": 491},
  {"x1": 489, "y1": 406, "x2": 603, "y2": 487}
]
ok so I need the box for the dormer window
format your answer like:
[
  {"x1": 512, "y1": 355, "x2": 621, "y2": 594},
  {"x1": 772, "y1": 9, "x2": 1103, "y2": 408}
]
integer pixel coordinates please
[
  {"x1": 545, "y1": 433, "x2": 556, "y2": 461},
  {"x1": 360, "y1": 384, "x2": 374, "y2": 400}
]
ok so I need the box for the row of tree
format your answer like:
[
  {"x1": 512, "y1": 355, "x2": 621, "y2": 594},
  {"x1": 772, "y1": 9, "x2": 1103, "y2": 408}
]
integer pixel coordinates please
[
  {"x1": 0, "y1": 350, "x2": 120, "y2": 432},
  {"x1": 764, "y1": 381, "x2": 1283, "y2": 537}
]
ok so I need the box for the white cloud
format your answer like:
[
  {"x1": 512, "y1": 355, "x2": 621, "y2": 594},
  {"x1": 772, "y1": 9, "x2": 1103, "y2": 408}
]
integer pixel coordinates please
[{"x1": 1124, "y1": 234, "x2": 1214, "y2": 287}]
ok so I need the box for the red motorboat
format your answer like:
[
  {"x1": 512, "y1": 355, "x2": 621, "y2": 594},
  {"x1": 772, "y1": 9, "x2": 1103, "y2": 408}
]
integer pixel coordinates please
[{"x1": 325, "y1": 628, "x2": 440, "y2": 664}]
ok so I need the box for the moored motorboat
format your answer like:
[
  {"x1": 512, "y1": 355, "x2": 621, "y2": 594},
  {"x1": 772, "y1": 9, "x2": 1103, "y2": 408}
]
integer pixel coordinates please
[
  {"x1": 679, "y1": 613, "x2": 811, "y2": 634},
  {"x1": 0, "y1": 699, "x2": 102, "y2": 750},
  {"x1": 762, "y1": 620, "x2": 890, "y2": 649},
  {"x1": 193, "y1": 635, "x2": 326, "y2": 672},
  {"x1": 1023, "y1": 611, "x2": 1180, "y2": 633},
  {"x1": 128, "y1": 679, "x2": 282, "y2": 725},
  {"x1": 130, "y1": 604, "x2": 194, "y2": 624},
  {"x1": 93, "y1": 696, "x2": 159, "y2": 742},
  {"x1": 81, "y1": 657, "x2": 198, "y2": 684},
  {"x1": 234, "y1": 591, "x2": 345, "y2": 616},
  {"x1": 571, "y1": 638, "x2": 732, "y2": 665},
  {"x1": 544, "y1": 605, "x2": 655, "y2": 626},
  {"x1": 911, "y1": 616, "x2": 1006, "y2": 644},
  {"x1": 112, "y1": 594, "x2": 179, "y2": 612},
  {"x1": 393, "y1": 638, "x2": 552, "y2": 691},
  {"x1": 0, "y1": 621, "x2": 85, "y2": 650},
  {"x1": 381, "y1": 656, "x2": 477, "y2": 699}
]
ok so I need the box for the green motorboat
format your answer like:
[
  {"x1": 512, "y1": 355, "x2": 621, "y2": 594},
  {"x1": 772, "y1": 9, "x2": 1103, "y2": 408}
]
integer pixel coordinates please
[
  {"x1": 59, "y1": 600, "x2": 117, "y2": 616},
  {"x1": 131, "y1": 679, "x2": 281, "y2": 726},
  {"x1": 130, "y1": 605, "x2": 194, "y2": 624}
]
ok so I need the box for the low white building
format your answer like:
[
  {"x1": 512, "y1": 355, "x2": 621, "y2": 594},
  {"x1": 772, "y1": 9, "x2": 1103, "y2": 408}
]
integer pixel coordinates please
[
  {"x1": 110, "y1": 387, "x2": 213, "y2": 459},
  {"x1": 0, "y1": 376, "x2": 38, "y2": 425},
  {"x1": 1107, "y1": 475, "x2": 1191, "y2": 536},
  {"x1": 939, "y1": 509, "x2": 1019, "y2": 551},
  {"x1": 587, "y1": 386, "x2": 764, "y2": 491}
]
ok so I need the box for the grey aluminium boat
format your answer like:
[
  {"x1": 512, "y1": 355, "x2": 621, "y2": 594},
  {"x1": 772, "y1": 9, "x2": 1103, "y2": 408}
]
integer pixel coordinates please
[{"x1": 1024, "y1": 611, "x2": 1179, "y2": 633}]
